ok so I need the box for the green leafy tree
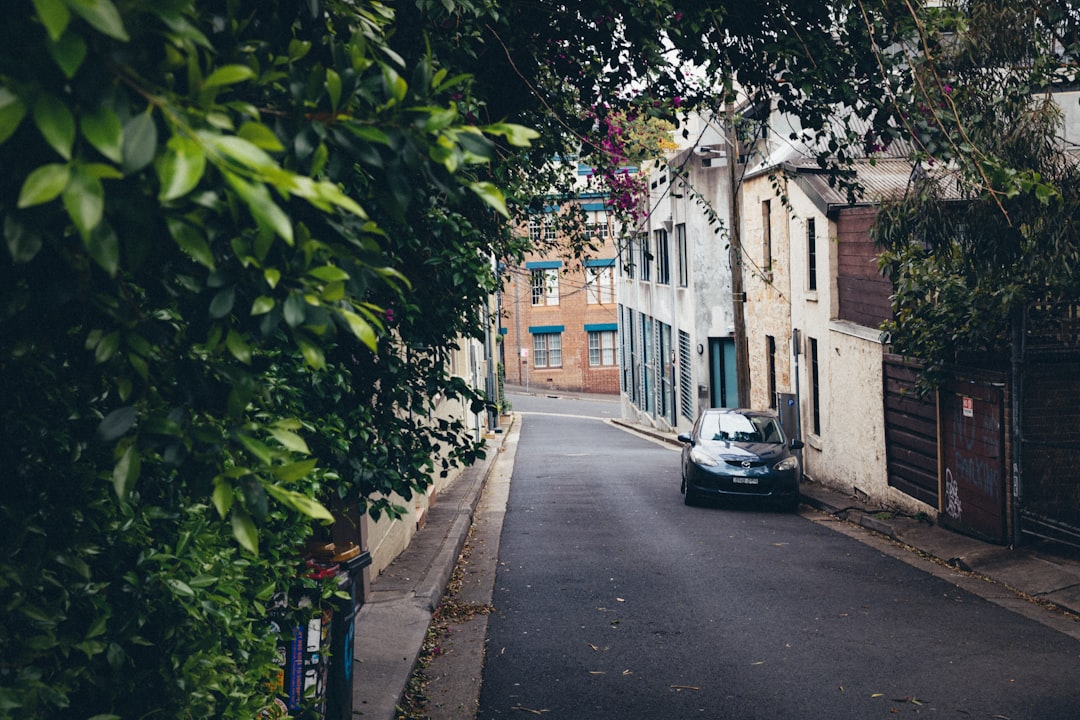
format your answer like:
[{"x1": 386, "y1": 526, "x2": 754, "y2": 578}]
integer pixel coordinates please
[
  {"x1": 2, "y1": 0, "x2": 1006, "y2": 716},
  {"x1": 874, "y1": 0, "x2": 1080, "y2": 387},
  {"x1": 0, "y1": 1, "x2": 533, "y2": 716}
]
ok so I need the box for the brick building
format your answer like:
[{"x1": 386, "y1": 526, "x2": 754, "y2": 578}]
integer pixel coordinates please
[{"x1": 501, "y1": 192, "x2": 621, "y2": 395}]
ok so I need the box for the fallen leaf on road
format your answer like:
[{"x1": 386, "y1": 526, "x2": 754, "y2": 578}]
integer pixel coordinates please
[
  {"x1": 751, "y1": 661, "x2": 765, "y2": 666},
  {"x1": 511, "y1": 706, "x2": 549, "y2": 716},
  {"x1": 670, "y1": 685, "x2": 701, "y2": 691},
  {"x1": 622, "y1": 669, "x2": 633, "y2": 676},
  {"x1": 616, "y1": 597, "x2": 625, "y2": 602},
  {"x1": 589, "y1": 671, "x2": 605, "y2": 675}
]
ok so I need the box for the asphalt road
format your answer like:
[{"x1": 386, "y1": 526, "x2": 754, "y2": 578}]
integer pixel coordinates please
[{"x1": 475, "y1": 397, "x2": 1080, "y2": 719}]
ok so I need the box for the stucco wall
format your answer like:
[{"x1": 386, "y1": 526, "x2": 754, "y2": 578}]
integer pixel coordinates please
[{"x1": 741, "y1": 172, "x2": 793, "y2": 410}]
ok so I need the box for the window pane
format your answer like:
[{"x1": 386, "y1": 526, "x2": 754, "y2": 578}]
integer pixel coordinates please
[
  {"x1": 533, "y1": 334, "x2": 547, "y2": 367},
  {"x1": 548, "y1": 333, "x2": 562, "y2": 367}
]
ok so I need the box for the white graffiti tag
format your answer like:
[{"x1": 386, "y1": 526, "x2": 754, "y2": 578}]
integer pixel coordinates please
[{"x1": 945, "y1": 467, "x2": 962, "y2": 520}]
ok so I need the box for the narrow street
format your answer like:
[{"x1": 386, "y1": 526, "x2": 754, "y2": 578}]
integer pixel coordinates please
[{"x1": 466, "y1": 392, "x2": 1080, "y2": 719}]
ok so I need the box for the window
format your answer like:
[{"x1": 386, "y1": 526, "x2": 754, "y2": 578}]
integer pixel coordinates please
[
  {"x1": 641, "y1": 315, "x2": 653, "y2": 412},
  {"x1": 529, "y1": 217, "x2": 542, "y2": 243},
  {"x1": 762, "y1": 199, "x2": 772, "y2": 276},
  {"x1": 627, "y1": 309, "x2": 637, "y2": 402},
  {"x1": 587, "y1": 214, "x2": 610, "y2": 239},
  {"x1": 623, "y1": 236, "x2": 636, "y2": 279},
  {"x1": 639, "y1": 232, "x2": 652, "y2": 282},
  {"x1": 655, "y1": 229, "x2": 670, "y2": 285},
  {"x1": 678, "y1": 330, "x2": 694, "y2": 420},
  {"x1": 586, "y1": 264, "x2": 614, "y2": 304},
  {"x1": 807, "y1": 217, "x2": 818, "y2": 291},
  {"x1": 530, "y1": 268, "x2": 559, "y2": 306},
  {"x1": 676, "y1": 223, "x2": 688, "y2": 287},
  {"x1": 809, "y1": 336, "x2": 821, "y2": 435},
  {"x1": 766, "y1": 335, "x2": 777, "y2": 409},
  {"x1": 659, "y1": 321, "x2": 674, "y2": 423},
  {"x1": 533, "y1": 332, "x2": 562, "y2": 368},
  {"x1": 588, "y1": 330, "x2": 616, "y2": 366},
  {"x1": 544, "y1": 216, "x2": 557, "y2": 242}
]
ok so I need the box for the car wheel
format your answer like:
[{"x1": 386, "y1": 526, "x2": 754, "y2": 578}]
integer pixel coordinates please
[{"x1": 683, "y1": 484, "x2": 698, "y2": 507}]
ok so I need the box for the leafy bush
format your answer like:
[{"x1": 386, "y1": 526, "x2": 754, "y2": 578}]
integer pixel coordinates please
[{"x1": 0, "y1": 1, "x2": 531, "y2": 716}]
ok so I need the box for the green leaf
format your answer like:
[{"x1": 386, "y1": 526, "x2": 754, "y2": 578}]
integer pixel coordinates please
[
  {"x1": 264, "y1": 268, "x2": 281, "y2": 289},
  {"x1": 237, "y1": 122, "x2": 284, "y2": 152},
  {"x1": 84, "y1": 221, "x2": 120, "y2": 276},
  {"x1": 469, "y1": 181, "x2": 509, "y2": 218},
  {"x1": 211, "y1": 479, "x2": 234, "y2": 518},
  {"x1": 209, "y1": 286, "x2": 236, "y2": 319},
  {"x1": 97, "y1": 405, "x2": 136, "y2": 441},
  {"x1": 251, "y1": 296, "x2": 274, "y2": 315},
  {"x1": 166, "y1": 217, "x2": 215, "y2": 269},
  {"x1": 165, "y1": 578, "x2": 195, "y2": 598},
  {"x1": 33, "y1": 94, "x2": 76, "y2": 160},
  {"x1": 263, "y1": 485, "x2": 333, "y2": 522},
  {"x1": 340, "y1": 309, "x2": 377, "y2": 351},
  {"x1": 203, "y1": 64, "x2": 256, "y2": 88},
  {"x1": 283, "y1": 293, "x2": 306, "y2": 327},
  {"x1": 33, "y1": 0, "x2": 71, "y2": 41},
  {"x1": 122, "y1": 111, "x2": 158, "y2": 173},
  {"x1": 269, "y1": 428, "x2": 309, "y2": 454},
  {"x1": 326, "y1": 68, "x2": 342, "y2": 111},
  {"x1": 65, "y1": 0, "x2": 129, "y2": 41},
  {"x1": 63, "y1": 165, "x2": 105, "y2": 238},
  {"x1": 18, "y1": 163, "x2": 71, "y2": 208},
  {"x1": 230, "y1": 509, "x2": 258, "y2": 554},
  {"x1": 270, "y1": 459, "x2": 318, "y2": 483},
  {"x1": 203, "y1": 133, "x2": 275, "y2": 172},
  {"x1": 81, "y1": 105, "x2": 123, "y2": 163},
  {"x1": 308, "y1": 265, "x2": 350, "y2": 283},
  {"x1": 93, "y1": 329, "x2": 121, "y2": 363},
  {"x1": 223, "y1": 171, "x2": 293, "y2": 245},
  {"x1": 0, "y1": 87, "x2": 27, "y2": 145},
  {"x1": 484, "y1": 122, "x2": 540, "y2": 147},
  {"x1": 112, "y1": 444, "x2": 140, "y2": 501},
  {"x1": 237, "y1": 434, "x2": 274, "y2": 465},
  {"x1": 4, "y1": 214, "x2": 44, "y2": 263},
  {"x1": 157, "y1": 135, "x2": 206, "y2": 200},
  {"x1": 225, "y1": 329, "x2": 251, "y2": 364},
  {"x1": 296, "y1": 335, "x2": 325, "y2": 369},
  {"x1": 47, "y1": 31, "x2": 87, "y2": 78}
]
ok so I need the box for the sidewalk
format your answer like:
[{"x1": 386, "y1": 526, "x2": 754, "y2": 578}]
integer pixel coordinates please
[
  {"x1": 351, "y1": 413, "x2": 1080, "y2": 720},
  {"x1": 351, "y1": 415, "x2": 513, "y2": 720}
]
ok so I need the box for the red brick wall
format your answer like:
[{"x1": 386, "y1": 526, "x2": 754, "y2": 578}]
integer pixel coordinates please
[{"x1": 501, "y1": 229, "x2": 620, "y2": 395}]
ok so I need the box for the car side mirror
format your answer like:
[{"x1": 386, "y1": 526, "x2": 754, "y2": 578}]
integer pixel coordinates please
[
  {"x1": 789, "y1": 439, "x2": 804, "y2": 450},
  {"x1": 677, "y1": 432, "x2": 693, "y2": 444}
]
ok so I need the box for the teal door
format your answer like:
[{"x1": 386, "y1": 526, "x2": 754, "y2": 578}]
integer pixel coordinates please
[{"x1": 709, "y1": 337, "x2": 739, "y2": 408}]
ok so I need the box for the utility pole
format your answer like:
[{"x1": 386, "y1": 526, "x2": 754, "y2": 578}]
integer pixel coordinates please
[{"x1": 726, "y1": 101, "x2": 751, "y2": 406}]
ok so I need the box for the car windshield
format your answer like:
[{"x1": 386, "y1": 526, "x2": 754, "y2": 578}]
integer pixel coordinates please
[{"x1": 699, "y1": 413, "x2": 784, "y2": 444}]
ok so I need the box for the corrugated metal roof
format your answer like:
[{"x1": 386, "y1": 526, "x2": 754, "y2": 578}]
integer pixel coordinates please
[
  {"x1": 790, "y1": 156, "x2": 969, "y2": 212},
  {"x1": 792, "y1": 158, "x2": 918, "y2": 208}
]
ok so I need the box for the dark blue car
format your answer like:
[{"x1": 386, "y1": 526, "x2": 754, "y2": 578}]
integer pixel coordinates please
[{"x1": 678, "y1": 408, "x2": 804, "y2": 511}]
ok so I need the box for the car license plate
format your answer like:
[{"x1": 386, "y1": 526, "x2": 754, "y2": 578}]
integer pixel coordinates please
[{"x1": 732, "y1": 477, "x2": 758, "y2": 485}]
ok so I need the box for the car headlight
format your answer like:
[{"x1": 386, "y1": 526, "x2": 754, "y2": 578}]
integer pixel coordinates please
[
  {"x1": 690, "y1": 446, "x2": 719, "y2": 467},
  {"x1": 774, "y1": 456, "x2": 799, "y2": 472}
]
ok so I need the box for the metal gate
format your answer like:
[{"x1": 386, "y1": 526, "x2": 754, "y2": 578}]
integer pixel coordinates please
[
  {"x1": 938, "y1": 372, "x2": 1008, "y2": 545},
  {"x1": 1019, "y1": 302, "x2": 1080, "y2": 547}
]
